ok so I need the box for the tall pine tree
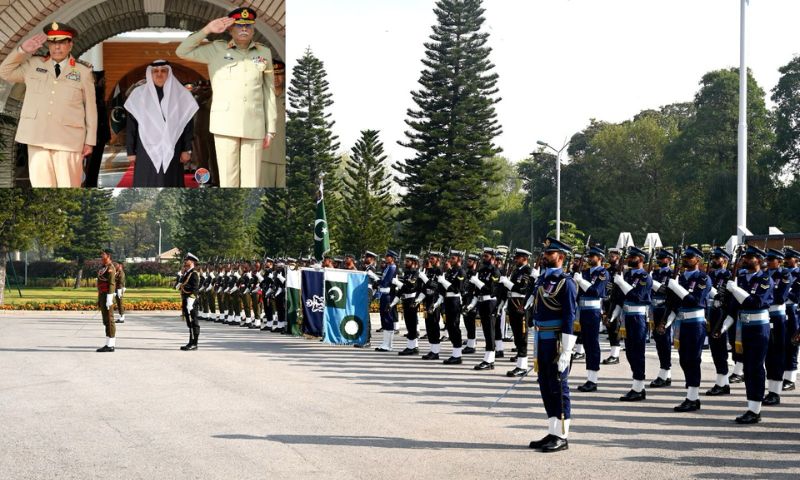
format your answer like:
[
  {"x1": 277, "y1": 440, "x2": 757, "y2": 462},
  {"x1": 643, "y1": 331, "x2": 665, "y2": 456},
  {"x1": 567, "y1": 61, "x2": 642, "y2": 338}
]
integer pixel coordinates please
[
  {"x1": 257, "y1": 188, "x2": 293, "y2": 256},
  {"x1": 340, "y1": 130, "x2": 394, "y2": 254},
  {"x1": 174, "y1": 189, "x2": 249, "y2": 259},
  {"x1": 282, "y1": 48, "x2": 341, "y2": 254},
  {"x1": 55, "y1": 189, "x2": 113, "y2": 287},
  {"x1": 397, "y1": 0, "x2": 502, "y2": 251}
]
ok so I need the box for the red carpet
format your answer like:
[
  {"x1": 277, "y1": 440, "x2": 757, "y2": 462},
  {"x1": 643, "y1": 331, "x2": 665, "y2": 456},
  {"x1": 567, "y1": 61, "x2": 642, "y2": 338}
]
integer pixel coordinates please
[{"x1": 116, "y1": 163, "x2": 199, "y2": 188}]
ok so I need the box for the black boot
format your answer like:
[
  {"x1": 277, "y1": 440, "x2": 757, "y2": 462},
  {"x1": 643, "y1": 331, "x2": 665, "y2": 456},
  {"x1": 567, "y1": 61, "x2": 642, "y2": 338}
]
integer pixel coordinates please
[
  {"x1": 577, "y1": 381, "x2": 597, "y2": 392},
  {"x1": 619, "y1": 389, "x2": 646, "y2": 401},
  {"x1": 540, "y1": 436, "x2": 569, "y2": 452},
  {"x1": 762, "y1": 392, "x2": 780, "y2": 406},
  {"x1": 705, "y1": 384, "x2": 730, "y2": 396},
  {"x1": 673, "y1": 399, "x2": 701, "y2": 412}
]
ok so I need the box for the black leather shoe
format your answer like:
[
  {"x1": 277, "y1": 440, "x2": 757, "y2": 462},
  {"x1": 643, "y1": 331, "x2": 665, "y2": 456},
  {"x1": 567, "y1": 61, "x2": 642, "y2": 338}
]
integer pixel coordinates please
[
  {"x1": 783, "y1": 380, "x2": 796, "y2": 391},
  {"x1": 735, "y1": 410, "x2": 761, "y2": 424},
  {"x1": 374, "y1": 347, "x2": 391, "y2": 352},
  {"x1": 572, "y1": 352, "x2": 585, "y2": 361},
  {"x1": 115, "y1": 319, "x2": 124, "y2": 324},
  {"x1": 443, "y1": 356, "x2": 463, "y2": 365},
  {"x1": 180, "y1": 344, "x2": 191, "y2": 351},
  {"x1": 185, "y1": 344, "x2": 198, "y2": 351},
  {"x1": 398, "y1": 348, "x2": 419, "y2": 356},
  {"x1": 529, "y1": 434, "x2": 556, "y2": 450},
  {"x1": 577, "y1": 381, "x2": 597, "y2": 392},
  {"x1": 462, "y1": 346, "x2": 476, "y2": 354},
  {"x1": 376, "y1": 327, "x2": 384, "y2": 333},
  {"x1": 353, "y1": 343, "x2": 370, "y2": 349},
  {"x1": 509, "y1": 356, "x2": 519, "y2": 362},
  {"x1": 506, "y1": 367, "x2": 527, "y2": 377},
  {"x1": 502, "y1": 337, "x2": 513, "y2": 342},
  {"x1": 729, "y1": 373, "x2": 744, "y2": 384},
  {"x1": 649, "y1": 377, "x2": 672, "y2": 388},
  {"x1": 421, "y1": 352, "x2": 439, "y2": 360},
  {"x1": 474, "y1": 361, "x2": 494, "y2": 370},
  {"x1": 541, "y1": 436, "x2": 569, "y2": 453},
  {"x1": 762, "y1": 392, "x2": 781, "y2": 406},
  {"x1": 495, "y1": 350, "x2": 505, "y2": 358},
  {"x1": 96, "y1": 346, "x2": 115, "y2": 352},
  {"x1": 706, "y1": 384, "x2": 730, "y2": 396},
  {"x1": 601, "y1": 356, "x2": 619, "y2": 365},
  {"x1": 674, "y1": 399, "x2": 701, "y2": 412},
  {"x1": 619, "y1": 389, "x2": 646, "y2": 402}
]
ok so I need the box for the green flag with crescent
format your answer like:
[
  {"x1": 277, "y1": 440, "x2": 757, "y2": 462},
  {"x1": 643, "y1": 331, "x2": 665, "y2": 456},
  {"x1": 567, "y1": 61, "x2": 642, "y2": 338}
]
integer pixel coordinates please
[{"x1": 314, "y1": 178, "x2": 330, "y2": 261}]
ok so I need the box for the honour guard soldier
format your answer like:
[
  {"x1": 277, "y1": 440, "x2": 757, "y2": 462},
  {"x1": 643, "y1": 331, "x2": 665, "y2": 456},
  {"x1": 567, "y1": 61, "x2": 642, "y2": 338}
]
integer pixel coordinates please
[
  {"x1": 363, "y1": 251, "x2": 381, "y2": 300},
  {"x1": 763, "y1": 249, "x2": 791, "y2": 405},
  {"x1": 649, "y1": 250, "x2": 675, "y2": 387},
  {"x1": 572, "y1": 246, "x2": 608, "y2": 392},
  {"x1": 261, "y1": 258, "x2": 275, "y2": 330},
  {"x1": 527, "y1": 238, "x2": 577, "y2": 453},
  {"x1": 719, "y1": 245, "x2": 774, "y2": 424},
  {"x1": 602, "y1": 248, "x2": 624, "y2": 364},
  {"x1": 394, "y1": 254, "x2": 423, "y2": 356},
  {"x1": 473, "y1": 248, "x2": 502, "y2": 370},
  {"x1": 0, "y1": 23, "x2": 97, "y2": 187},
  {"x1": 114, "y1": 261, "x2": 126, "y2": 323},
  {"x1": 615, "y1": 246, "x2": 652, "y2": 401},
  {"x1": 225, "y1": 262, "x2": 240, "y2": 325},
  {"x1": 178, "y1": 254, "x2": 201, "y2": 350},
  {"x1": 500, "y1": 248, "x2": 533, "y2": 377},
  {"x1": 205, "y1": 264, "x2": 218, "y2": 321},
  {"x1": 250, "y1": 260, "x2": 263, "y2": 328},
  {"x1": 375, "y1": 250, "x2": 399, "y2": 351},
  {"x1": 420, "y1": 251, "x2": 444, "y2": 359},
  {"x1": 461, "y1": 254, "x2": 481, "y2": 354},
  {"x1": 493, "y1": 251, "x2": 509, "y2": 357},
  {"x1": 238, "y1": 261, "x2": 254, "y2": 327},
  {"x1": 707, "y1": 247, "x2": 734, "y2": 395},
  {"x1": 441, "y1": 250, "x2": 466, "y2": 364},
  {"x1": 214, "y1": 264, "x2": 227, "y2": 322},
  {"x1": 176, "y1": 8, "x2": 278, "y2": 187},
  {"x1": 96, "y1": 249, "x2": 117, "y2": 352},
  {"x1": 343, "y1": 253, "x2": 358, "y2": 271},
  {"x1": 273, "y1": 260, "x2": 288, "y2": 333},
  {"x1": 783, "y1": 248, "x2": 800, "y2": 390},
  {"x1": 660, "y1": 246, "x2": 711, "y2": 412}
]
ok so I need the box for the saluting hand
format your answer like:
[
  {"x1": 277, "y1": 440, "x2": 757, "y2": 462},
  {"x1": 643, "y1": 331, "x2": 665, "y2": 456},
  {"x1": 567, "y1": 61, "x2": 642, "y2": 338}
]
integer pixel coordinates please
[
  {"x1": 204, "y1": 17, "x2": 235, "y2": 35},
  {"x1": 21, "y1": 34, "x2": 47, "y2": 54}
]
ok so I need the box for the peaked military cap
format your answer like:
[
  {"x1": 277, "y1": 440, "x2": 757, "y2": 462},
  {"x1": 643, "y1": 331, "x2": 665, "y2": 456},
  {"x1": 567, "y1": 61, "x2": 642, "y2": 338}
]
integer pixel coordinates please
[
  {"x1": 513, "y1": 248, "x2": 532, "y2": 258},
  {"x1": 229, "y1": 7, "x2": 257, "y2": 24},
  {"x1": 656, "y1": 249, "x2": 674, "y2": 260},
  {"x1": 364, "y1": 250, "x2": 378, "y2": 259},
  {"x1": 784, "y1": 247, "x2": 800, "y2": 259},
  {"x1": 44, "y1": 22, "x2": 77, "y2": 41},
  {"x1": 385, "y1": 250, "x2": 399, "y2": 259},
  {"x1": 449, "y1": 250, "x2": 465, "y2": 258},
  {"x1": 405, "y1": 254, "x2": 420, "y2": 262},
  {"x1": 185, "y1": 253, "x2": 199, "y2": 263},
  {"x1": 543, "y1": 237, "x2": 572, "y2": 254},
  {"x1": 766, "y1": 248, "x2": 784, "y2": 260},
  {"x1": 743, "y1": 245, "x2": 767, "y2": 259},
  {"x1": 587, "y1": 246, "x2": 606, "y2": 258},
  {"x1": 682, "y1": 246, "x2": 704, "y2": 258},
  {"x1": 627, "y1": 246, "x2": 649, "y2": 262},
  {"x1": 711, "y1": 247, "x2": 731, "y2": 261}
]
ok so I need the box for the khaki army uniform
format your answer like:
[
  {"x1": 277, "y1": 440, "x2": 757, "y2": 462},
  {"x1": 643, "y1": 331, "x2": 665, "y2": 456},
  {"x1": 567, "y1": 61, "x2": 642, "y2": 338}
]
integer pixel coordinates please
[
  {"x1": 0, "y1": 49, "x2": 97, "y2": 187},
  {"x1": 115, "y1": 265, "x2": 126, "y2": 317},
  {"x1": 97, "y1": 263, "x2": 117, "y2": 338},
  {"x1": 176, "y1": 32, "x2": 277, "y2": 188}
]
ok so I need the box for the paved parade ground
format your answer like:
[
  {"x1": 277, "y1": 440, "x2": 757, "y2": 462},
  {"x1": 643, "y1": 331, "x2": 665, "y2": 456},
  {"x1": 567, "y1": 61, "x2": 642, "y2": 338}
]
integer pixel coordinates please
[{"x1": 0, "y1": 311, "x2": 798, "y2": 480}]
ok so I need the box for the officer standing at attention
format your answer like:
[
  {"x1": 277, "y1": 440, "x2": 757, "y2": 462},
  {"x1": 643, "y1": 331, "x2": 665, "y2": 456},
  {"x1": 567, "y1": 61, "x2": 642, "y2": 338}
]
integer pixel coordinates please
[
  {"x1": 572, "y1": 246, "x2": 608, "y2": 392},
  {"x1": 528, "y1": 238, "x2": 577, "y2": 453},
  {"x1": 96, "y1": 249, "x2": 117, "y2": 352},
  {"x1": 500, "y1": 249, "x2": 532, "y2": 377},
  {"x1": 472, "y1": 248, "x2": 502, "y2": 370},
  {"x1": 707, "y1": 247, "x2": 734, "y2": 396},
  {"x1": 441, "y1": 250, "x2": 467, "y2": 364},
  {"x1": 178, "y1": 253, "x2": 201, "y2": 351},
  {"x1": 176, "y1": 7, "x2": 278, "y2": 187},
  {"x1": 763, "y1": 249, "x2": 791, "y2": 405},
  {"x1": 649, "y1": 250, "x2": 675, "y2": 388},
  {"x1": 0, "y1": 22, "x2": 97, "y2": 187}
]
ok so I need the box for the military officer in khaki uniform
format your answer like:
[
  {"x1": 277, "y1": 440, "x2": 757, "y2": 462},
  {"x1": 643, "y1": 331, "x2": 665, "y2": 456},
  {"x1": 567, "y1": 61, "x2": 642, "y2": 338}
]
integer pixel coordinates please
[
  {"x1": 97, "y1": 249, "x2": 117, "y2": 353},
  {"x1": 176, "y1": 7, "x2": 278, "y2": 188},
  {"x1": 0, "y1": 22, "x2": 97, "y2": 187},
  {"x1": 114, "y1": 261, "x2": 126, "y2": 324}
]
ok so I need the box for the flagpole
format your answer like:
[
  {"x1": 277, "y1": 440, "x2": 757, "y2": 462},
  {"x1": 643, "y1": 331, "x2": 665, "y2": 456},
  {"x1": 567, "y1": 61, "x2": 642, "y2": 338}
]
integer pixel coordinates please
[{"x1": 737, "y1": 0, "x2": 748, "y2": 240}]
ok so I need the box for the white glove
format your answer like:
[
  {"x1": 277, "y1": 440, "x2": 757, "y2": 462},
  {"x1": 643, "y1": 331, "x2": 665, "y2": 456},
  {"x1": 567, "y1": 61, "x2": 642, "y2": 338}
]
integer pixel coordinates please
[
  {"x1": 230, "y1": 286, "x2": 238, "y2": 293},
  {"x1": 277, "y1": 273, "x2": 285, "y2": 283},
  {"x1": 613, "y1": 274, "x2": 633, "y2": 295},
  {"x1": 392, "y1": 277, "x2": 403, "y2": 288},
  {"x1": 726, "y1": 280, "x2": 750, "y2": 304},
  {"x1": 116, "y1": 289, "x2": 122, "y2": 298},
  {"x1": 499, "y1": 276, "x2": 514, "y2": 290},
  {"x1": 243, "y1": 288, "x2": 250, "y2": 295},
  {"x1": 437, "y1": 276, "x2": 452, "y2": 290},
  {"x1": 256, "y1": 272, "x2": 264, "y2": 282},
  {"x1": 709, "y1": 287, "x2": 718, "y2": 299},
  {"x1": 524, "y1": 295, "x2": 534, "y2": 310},
  {"x1": 186, "y1": 297, "x2": 195, "y2": 312},
  {"x1": 417, "y1": 271, "x2": 429, "y2": 284},
  {"x1": 531, "y1": 268, "x2": 540, "y2": 281},
  {"x1": 174, "y1": 283, "x2": 181, "y2": 290},
  {"x1": 414, "y1": 293, "x2": 425, "y2": 306},
  {"x1": 270, "y1": 272, "x2": 276, "y2": 279},
  {"x1": 223, "y1": 287, "x2": 231, "y2": 293},
  {"x1": 558, "y1": 334, "x2": 577, "y2": 372},
  {"x1": 720, "y1": 315, "x2": 735, "y2": 334},
  {"x1": 466, "y1": 297, "x2": 478, "y2": 312},
  {"x1": 651, "y1": 279, "x2": 663, "y2": 292},
  {"x1": 264, "y1": 288, "x2": 273, "y2": 298},
  {"x1": 390, "y1": 296, "x2": 400, "y2": 308},
  {"x1": 274, "y1": 288, "x2": 283, "y2": 297},
  {"x1": 367, "y1": 270, "x2": 380, "y2": 281},
  {"x1": 665, "y1": 311, "x2": 677, "y2": 328},
  {"x1": 609, "y1": 305, "x2": 622, "y2": 323},
  {"x1": 105, "y1": 294, "x2": 114, "y2": 308},
  {"x1": 469, "y1": 276, "x2": 485, "y2": 290},
  {"x1": 572, "y1": 272, "x2": 591, "y2": 292},
  {"x1": 235, "y1": 272, "x2": 241, "y2": 279},
  {"x1": 667, "y1": 278, "x2": 690, "y2": 300},
  {"x1": 432, "y1": 296, "x2": 443, "y2": 310}
]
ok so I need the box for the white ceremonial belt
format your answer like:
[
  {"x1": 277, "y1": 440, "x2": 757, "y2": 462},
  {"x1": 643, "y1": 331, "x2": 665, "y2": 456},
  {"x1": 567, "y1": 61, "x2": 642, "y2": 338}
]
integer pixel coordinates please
[
  {"x1": 579, "y1": 299, "x2": 601, "y2": 308},
  {"x1": 402, "y1": 293, "x2": 417, "y2": 300},
  {"x1": 446, "y1": 293, "x2": 461, "y2": 298},
  {"x1": 769, "y1": 304, "x2": 786, "y2": 314},
  {"x1": 787, "y1": 300, "x2": 795, "y2": 305},
  {"x1": 478, "y1": 295, "x2": 496, "y2": 302},
  {"x1": 740, "y1": 311, "x2": 769, "y2": 323},
  {"x1": 679, "y1": 309, "x2": 705, "y2": 320},
  {"x1": 510, "y1": 293, "x2": 526, "y2": 298},
  {"x1": 652, "y1": 299, "x2": 666, "y2": 306},
  {"x1": 623, "y1": 305, "x2": 648, "y2": 314},
  {"x1": 379, "y1": 288, "x2": 391, "y2": 293}
]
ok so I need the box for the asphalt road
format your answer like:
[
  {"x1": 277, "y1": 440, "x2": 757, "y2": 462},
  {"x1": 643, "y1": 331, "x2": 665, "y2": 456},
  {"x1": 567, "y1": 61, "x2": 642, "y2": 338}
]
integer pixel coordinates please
[{"x1": 0, "y1": 311, "x2": 797, "y2": 479}]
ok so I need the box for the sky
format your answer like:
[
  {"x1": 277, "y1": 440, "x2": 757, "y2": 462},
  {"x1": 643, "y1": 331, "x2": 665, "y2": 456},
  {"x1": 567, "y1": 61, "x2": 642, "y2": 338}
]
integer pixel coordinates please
[{"x1": 288, "y1": 0, "x2": 800, "y2": 165}]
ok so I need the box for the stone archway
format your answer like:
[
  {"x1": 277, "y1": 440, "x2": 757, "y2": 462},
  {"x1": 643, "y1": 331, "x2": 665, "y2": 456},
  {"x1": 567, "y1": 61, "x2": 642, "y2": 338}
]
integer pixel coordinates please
[{"x1": 0, "y1": 0, "x2": 286, "y2": 186}]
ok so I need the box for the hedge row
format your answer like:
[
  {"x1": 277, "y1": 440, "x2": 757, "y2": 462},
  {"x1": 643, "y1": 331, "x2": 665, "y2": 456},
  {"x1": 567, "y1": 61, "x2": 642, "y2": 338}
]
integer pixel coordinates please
[
  {"x1": 0, "y1": 300, "x2": 181, "y2": 311},
  {"x1": 4, "y1": 260, "x2": 178, "y2": 279}
]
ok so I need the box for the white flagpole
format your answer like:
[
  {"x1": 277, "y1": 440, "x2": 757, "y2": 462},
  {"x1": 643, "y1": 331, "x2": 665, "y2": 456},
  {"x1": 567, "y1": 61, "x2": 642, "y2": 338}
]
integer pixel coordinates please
[{"x1": 737, "y1": 0, "x2": 748, "y2": 241}]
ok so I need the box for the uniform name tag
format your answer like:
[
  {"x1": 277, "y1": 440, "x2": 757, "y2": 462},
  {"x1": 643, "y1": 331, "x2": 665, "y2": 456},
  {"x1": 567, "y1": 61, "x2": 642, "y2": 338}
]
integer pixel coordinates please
[{"x1": 36, "y1": 67, "x2": 48, "y2": 73}]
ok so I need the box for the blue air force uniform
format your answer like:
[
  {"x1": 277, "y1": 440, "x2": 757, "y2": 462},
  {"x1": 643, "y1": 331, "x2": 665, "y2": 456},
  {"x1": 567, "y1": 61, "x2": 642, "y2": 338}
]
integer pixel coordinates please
[
  {"x1": 784, "y1": 248, "x2": 800, "y2": 388},
  {"x1": 375, "y1": 251, "x2": 399, "y2": 352},
  {"x1": 614, "y1": 247, "x2": 652, "y2": 400},
  {"x1": 765, "y1": 249, "x2": 791, "y2": 402},
  {"x1": 650, "y1": 252, "x2": 674, "y2": 382},
  {"x1": 573, "y1": 248, "x2": 608, "y2": 383},
  {"x1": 707, "y1": 249, "x2": 734, "y2": 391}
]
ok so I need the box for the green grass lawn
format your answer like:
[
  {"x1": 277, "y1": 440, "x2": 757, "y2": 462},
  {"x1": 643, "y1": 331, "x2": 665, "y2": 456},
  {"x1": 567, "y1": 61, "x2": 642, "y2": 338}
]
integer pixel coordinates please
[{"x1": 2, "y1": 287, "x2": 179, "y2": 305}]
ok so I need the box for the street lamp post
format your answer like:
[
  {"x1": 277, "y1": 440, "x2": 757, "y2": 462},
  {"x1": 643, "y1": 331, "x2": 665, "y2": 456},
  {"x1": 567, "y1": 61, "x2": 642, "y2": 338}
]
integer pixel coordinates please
[
  {"x1": 156, "y1": 220, "x2": 162, "y2": 263},
  {"x1": 536, "y1": 139, "x2": 570, "y2": 241},
  {"x1": 737, "y1": 0, "x2": 749, "y2": 239}
]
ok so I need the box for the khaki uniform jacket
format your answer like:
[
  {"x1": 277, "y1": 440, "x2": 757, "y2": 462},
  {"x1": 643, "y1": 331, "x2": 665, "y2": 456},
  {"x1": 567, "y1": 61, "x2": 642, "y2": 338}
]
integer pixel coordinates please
[
  {"x1": 176, "y1": 31, "x2": 277, "y2": 140},
  {"x1": 0, "y1": 48, "x2": 97, "y2": 152}
]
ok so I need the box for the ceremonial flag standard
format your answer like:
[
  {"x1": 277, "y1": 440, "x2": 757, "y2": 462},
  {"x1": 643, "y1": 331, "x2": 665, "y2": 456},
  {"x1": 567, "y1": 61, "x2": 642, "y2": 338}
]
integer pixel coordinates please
[
  {"x1": 301, "y1": 268, "x2": 324, "y2": 336},
  {"x1": 322, "y1": 269, "x2": 370, "y2": 345},
  {"x1": 314, "y1": 178, "x2": 330, "y2": 262},
  {"x1": 286, "y1": 268, "x2": 302, "y2": 336}
]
